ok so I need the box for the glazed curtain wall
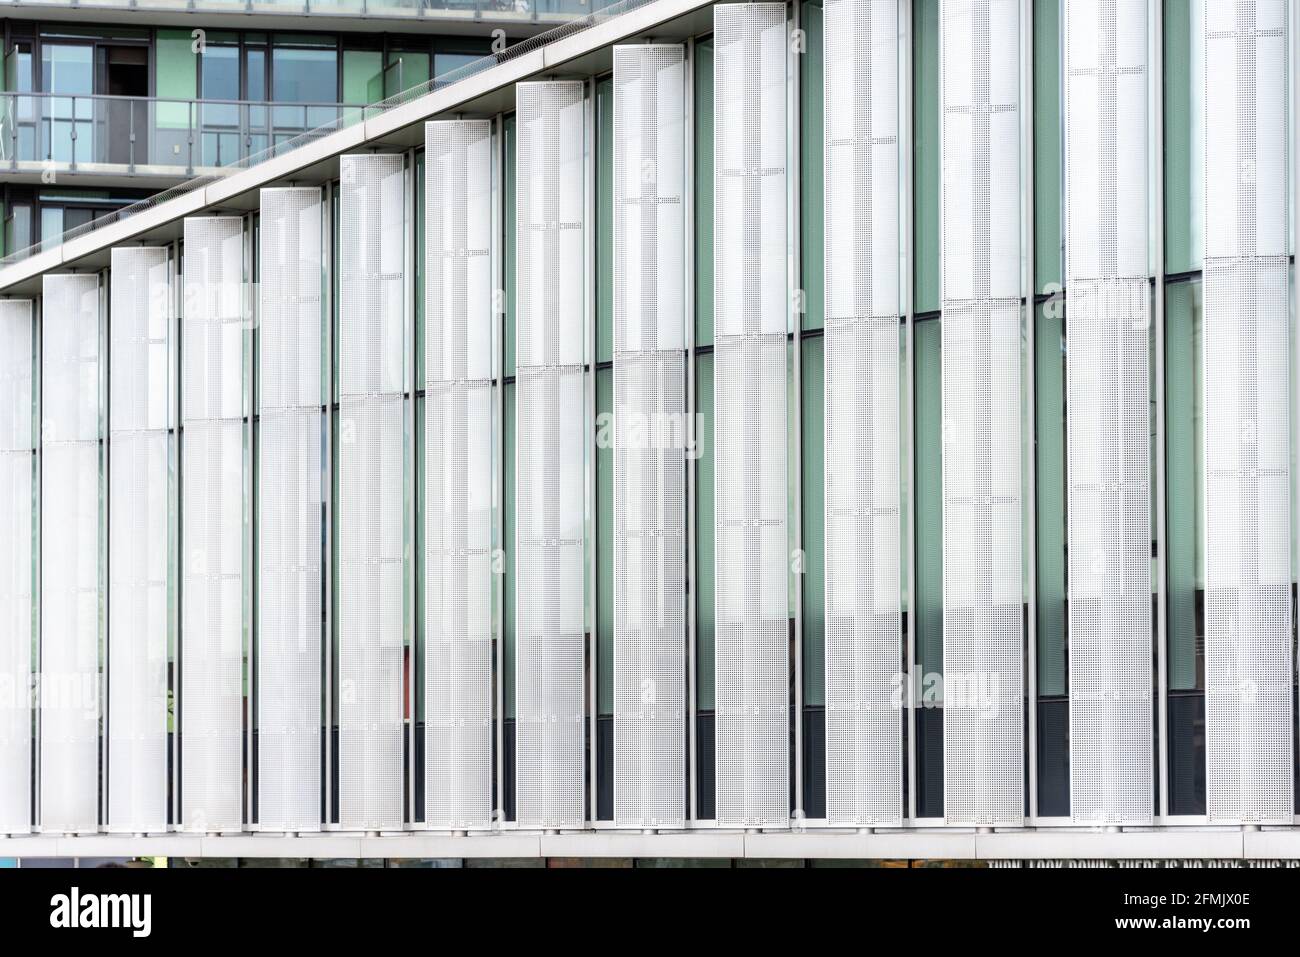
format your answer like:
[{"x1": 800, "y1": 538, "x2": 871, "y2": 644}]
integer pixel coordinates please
[{"x1": 0, "y1": 0, "x2": 1296, "y2": 834}]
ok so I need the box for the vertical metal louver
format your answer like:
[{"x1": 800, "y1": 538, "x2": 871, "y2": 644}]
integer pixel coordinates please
[
  {"x1": 257, "y1": 188, "x2": 324, "y2": 832},
  {"x1": 1201, "y1": 0, "x2": 1293, "y2": 824},
  {"x1": 821, "y1": 0, "x2": 904, "y2": 827},
  {"x1": 514, "y1": 80, "x2": 588, "y2": 829},
  {"x1": 107, "y1": 247, "x2": 171, "y2": 833},
  {"x1": 713, "y1": 3, "x2": 790, "y2": 829},
  {"x1": 423, "y1": 121, "x2": 494, "y2": 830},
  {"x1": 0, "y1": 299, "x2": 33, "y2": 834},
  {"x1": 338, "y1": 154, "x2": 406, "y2": 830},
  {"x1": 940, "y1": 0, "x2": 1024, "y2": 826},
  {"x1": 1063, "y1": 0, "x2": 1153, "y2": 825},
  {"x1": 181, "y1": 217, "x2": 246, "y2": 833},
  {"x1": 40, "y1": 272, "x2": 101, "y2": 833},
  {"x1": 611, "y1": 44, "x2": 688, "y2": 829}
]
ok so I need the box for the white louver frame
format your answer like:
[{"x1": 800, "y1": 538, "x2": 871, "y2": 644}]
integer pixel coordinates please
[
  {"x1": 0, "y1": 299, "x2": 33, "y2": 834},
  {"x1": 1201, "y1": 0, "x2": 1293, "y2": 824},
  {"x1": 1063, "y1": 0, "x2": 1153, "y2": 825},
  {"x1": 515, "y1": 80, "x2": 588, "y2": 829},
  {"x1": 611, "y1": 44, "x2": 687, "y2": 829},
  {"x1": 181, "y1": 217, "x2": 246, "y2": 833},
  {"x1": 257, "y1": 188, "x2": 324, "y2": 832},
  {"x1": 940, "y1": 0, "x2": 1024, "y2": 826},
  {"x1": 713, "y1": 3, "x2": 790, "y2": 829},
  {"x1": 107, "y1": 247, "x2": 171, "y2": 833},
  {"x1": 423, "y1": 121, "x2": 494, "y2": 830},
  {"x1": 40, "y1": 273, "x2": 101, "y2": 833},
  {"x1": 822, "y1": 0, "x2": 904, "y2": 827},
  {"x1": 338, "y1": 154, "x2": 406, "y2": 830}
]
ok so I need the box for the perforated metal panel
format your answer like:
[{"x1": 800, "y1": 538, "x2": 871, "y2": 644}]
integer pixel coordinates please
[
  {"x1": 0, "y1": 299, "x2": 33, "y2": 834},
  {"x1": 40, "y1": 272, "x2": 101, "y2": 833},
  {"x1": 515, "y1": 80, "x2": 587, "y2": 829},
  {"x1": 1063, "y1": 0, "x2": 1153, "y2": 825},
  {"x1": 423, "y1": 121, "x2": 494, "y2": 830},
  {"x1": 107, "y1": 247, "x2": 171, "y2": 833},
  {"x1": 257, "y1": 188, "x2": 323, "y2": 831},
  {"x1": 181, "y1": 217, "x2": 245, "y2": 833},
  {"x1": 821, "y1": 0, "x2": 904, "y2": 827},
  {"x1": 1201, "y1": 0, "x2": 1294, "y2": 826},
  {"x1": 338, "y1": 154, "x2": 405, "y2": 830},
  {"x1": 611, "y1": 45, "x2": 687, "y2": 829},
  {"x1": 713, "y1": 3, "x2": 790, "y2": 829},
  {"x1": 940, "y1": 0, "x2": 1024, "y2": 826}
]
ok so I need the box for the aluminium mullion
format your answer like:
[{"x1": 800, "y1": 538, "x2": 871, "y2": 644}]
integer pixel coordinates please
[
  {"x1": 1153, "y1": 0, "x2": 1169, "y2": 823},
  {"x1": 788, "y1": 0, "x2": 804, "y2": 826},
  {"x1": 685, "y1": 36, "x2": 698, "y2": 825},
  {"x1": 100, "y1": 269, "x2": 109, "y2": 834},
  {"x1": 586, "y1": 77, "x2": 598, "y2": 826},
  {"x1": 406, "y1": 148, "x2": 418, "y2": 830},
  {"x1": 1021, "y1": 0, "x2": 1036, "y2": 827},
  {"x1": 245, "y1": 211, "x2": 256, "y2": 831}
]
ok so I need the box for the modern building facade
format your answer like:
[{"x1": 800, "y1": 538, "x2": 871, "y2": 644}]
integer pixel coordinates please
[
  {"x1": 0, "y1": 0, "x2": 1297, "y2": 865},
  {"x1": 0, "y1": 0, "x2": 594, "y2": 255}
]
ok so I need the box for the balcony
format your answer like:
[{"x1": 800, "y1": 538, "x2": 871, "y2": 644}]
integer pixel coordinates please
[
  {"x1": 1, "y1": 91, "x2": 371, "y2": 186},
  {"x1": 0, "y1": 0, "x2": 612, "y2": 29}
]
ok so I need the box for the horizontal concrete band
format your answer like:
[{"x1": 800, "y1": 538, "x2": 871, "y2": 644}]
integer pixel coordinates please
[{"x1": 0, "y1": 829, "x2": 1295, "y2": 861}]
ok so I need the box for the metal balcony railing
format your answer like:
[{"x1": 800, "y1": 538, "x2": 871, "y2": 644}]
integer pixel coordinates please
[
  {"x1": 0, "y1": 0, "x2": 610, "y2": 20},
  {"x1": 0, "y1": 91, "x2": 371, "y2": 173}
]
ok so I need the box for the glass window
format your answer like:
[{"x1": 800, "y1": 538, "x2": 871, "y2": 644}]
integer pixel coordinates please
[
  {"x1": 155, "y1": 29, "x2": 198, "y2": 134},
  {"x1": 199, "y1": 44, "x2": 240, "y2": 167},
  {"x1": 800, "y1": 0, "x2": 824, "y2": 333},
  {"x1": 1164, "y1": 0, "x2": 1202, "y2": 273},
  {"x1": 40, "y1": 44, "x2": 93, "y2": 164},
  {"x1": 272, "y1": 45, "x2": 338, "y2": 133},
  {"x1": 914, "y1": 318, "x2": 943, "y2": 816},
  {"x1": 384, "y1": 51, "x2": 429, "y2": 97},
  {"x1": 1034, "y1": 0, "x2": 1063, "y2": 293},
  {"x1": 694, "y1": 38, "x2": 713, "y2": 348},
  {"x1": 913, "y1": 0, "x2": 940, "y2": 315},
  {"x1": 434, "y1": 52, "x2": 480, "y2": 79}
]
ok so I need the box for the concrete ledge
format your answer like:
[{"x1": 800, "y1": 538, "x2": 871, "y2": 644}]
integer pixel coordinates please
[
  {"x1": 3, "y1": 828, "x2": 1286, "y2": 861},
  {"x1": 745, "y1": 830, "x2": 978, "y2": 860},
  {"x1": 540, "y1": 831, "x2": 745, "y2": 858},
  {"x1": 980, "y1": 829, "x2": 1246, "y2": 860}
]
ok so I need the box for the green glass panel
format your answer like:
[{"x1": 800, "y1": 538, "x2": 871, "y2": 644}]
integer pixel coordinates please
[
  {"x1": 1164, "y1": 0, "x2": 1200, "y2": 273},
  {"x1": 695, "y1": 352, "x2": 715, "y2": 710},
  {"x1": 504, "y1": 381, "x2": 516, "y2": 717},
  {"x1": 597, "y1": 366, "x2": 613, "y2": 715},
  {"x1": 504, "y1": 113, "x2": 517, "y2": 378},
  {"x1": 1035, "y1": 303, "x2": 1066, "y2": 696},
  {"x1": 915, "y1": 319, "x2": 942, "y2": 675},
  {"x1": 800, "y1": 0, "x2": 825, "y2": 332},
  {"x1": 597, "y1": 76, "x2": 614, "y2": 365},
  {"x1": 694, "y1": 39, "x2": 714, "y2": 347},
  {"x1": 913, "y1": 0, "x2": 940, "y2": 315},
  {"x1": 343, "y1": 49, "x2": 384, "y2": 105},
  {"x1": 386, "y1": 51, "x2": 430, "y2": 96},
  {"x1": 1034, "y1": 0, "x2": 1063, "y2": 293},
  {"x1": 1165, "y1": 279, "x2": 1203, "y2": 690},
  {"x1": 801, "y1": 335, "x2": 825, "y2": 704},
  {"x1": 156, "y1": 30, "x2": 197, "y2": 130}
]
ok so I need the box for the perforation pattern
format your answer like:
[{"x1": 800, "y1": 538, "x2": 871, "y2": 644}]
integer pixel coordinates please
[
  {"x1": 515, "y1": 80, "x2": 588, "y2": 829},
  {"x1": 1063, "y1": 0, "x2": 1154, "y2": 825},
  {"x1": 940, "y1": 0, "x2": 1024, "y2": 826},
  {"x1": 1201, "y1": 0, "x2": 1293, "y2": 825},
  {"x1": 1065, "y1": 282, "x2": 1153, "y2": 823},
  {"x1": 257, "y1": 188, "x2": 323, "y2": 831},
  {"x1": 822, "y1": 0, "x2": 904, "y2": 827},
  {"x1": 338, "y1": 154, "x2": 406, "y2": 831},
  {"x1": 181, "y1": 216, "x2": 245, "y2": 833},
  {"x1": 0, "y1": 299, "x2": 33, "y2": 834},
  {"x1": 107, "y1": 247, "x2": 171, "y2": 833},
  {"x1": 39, "y1": 273, "x2": 101, "y2": 834},
  {"x1": 423, "y1": 120, "x2": 494, "y2": 830},
  {"x1": 713, "y1": 3, "x2": 791, "y2": 829},
  {"x1": 612, "y1": 44, "x2": 687, "y2": 829}
]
